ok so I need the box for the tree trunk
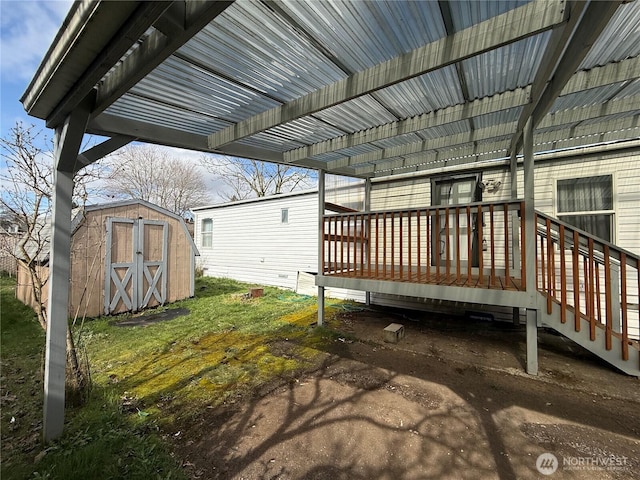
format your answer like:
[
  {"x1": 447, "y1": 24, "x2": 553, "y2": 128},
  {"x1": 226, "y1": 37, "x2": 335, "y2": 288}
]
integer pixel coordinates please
[
  {"x1": 66, "y1": 327, "x2": 86, "y2": 390},
  {"x1": 26, "y1": 263, "x2": 47, "y2": 330}
]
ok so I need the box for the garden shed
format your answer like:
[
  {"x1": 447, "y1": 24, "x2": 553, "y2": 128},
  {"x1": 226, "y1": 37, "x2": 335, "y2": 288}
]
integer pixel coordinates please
[{"x1": 17, "y1": 199, "x2": 198, "y2": 318}]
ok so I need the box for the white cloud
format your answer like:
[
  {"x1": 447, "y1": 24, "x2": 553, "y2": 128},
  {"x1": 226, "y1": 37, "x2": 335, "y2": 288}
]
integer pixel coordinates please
[{"x1": 0, "y1": 0, "x2": 72, "y2": 84}]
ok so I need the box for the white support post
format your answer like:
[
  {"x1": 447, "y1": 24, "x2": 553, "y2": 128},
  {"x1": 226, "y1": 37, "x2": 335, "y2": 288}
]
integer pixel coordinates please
[
  {"x1": 364, "y1": 178, "x2": 371, "y2": 306},
  {"x1": 523, "y1": 118, "x2": 537, "y2": 304},
  {"x1": 43, "y1": 168, "x2": 74, "y2": 441},
  {"x1": 510, "y1": 151, "x2": 520, "y2": 325},
  {"x1": 523, "y1": 118, "x2": 539, "y2": 375},
  {"x1": 43, "y1": 102, "x2": 91, "y2": 442},
  {"x1": 317, "y1": 170, "x2": 325, "y2": 326},
  {"x1": 526, "y1": 308, "x2": 538, "y2": 375}
]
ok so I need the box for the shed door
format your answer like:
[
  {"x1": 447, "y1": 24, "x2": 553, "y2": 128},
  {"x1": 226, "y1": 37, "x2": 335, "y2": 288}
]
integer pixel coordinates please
[
  {"x1": 105, "y1": 218, "x2": 168, "y2": 314},
  {"x1": 138, "y1": 220, "x2": 168, "y2": 309}
]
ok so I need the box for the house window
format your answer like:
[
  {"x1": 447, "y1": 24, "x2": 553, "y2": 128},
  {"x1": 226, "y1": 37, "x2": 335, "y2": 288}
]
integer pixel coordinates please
[
  {"x1": 281, "y1": 208, "x2": 289, "y2": 224},
  {"x1": 201, "y1": 218, "x2": 213, "y2": 247},
  {"x1": 557, "y1": 175, "x2": 613, "y2": 242}
]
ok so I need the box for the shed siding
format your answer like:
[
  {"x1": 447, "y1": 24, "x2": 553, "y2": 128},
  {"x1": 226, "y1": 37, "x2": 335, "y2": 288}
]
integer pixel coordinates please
[
  {"x1": 71, "y1": 203, "x2": 194, "y2": 317},
  {"x1": 16, "y1": 262, "x2": 49, "y2": 311},
  {"x1": 17, "y1": 201, "x2": 195, "y2": 318}
]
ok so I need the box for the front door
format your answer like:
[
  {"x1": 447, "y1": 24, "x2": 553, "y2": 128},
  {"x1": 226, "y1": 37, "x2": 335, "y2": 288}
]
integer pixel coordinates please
[
  {"x1": 104, "y1": 218, "x2": 168, "y2": 314},
  {"x1": 432, "y1": 175, "x2": 482, "y2": 268}
]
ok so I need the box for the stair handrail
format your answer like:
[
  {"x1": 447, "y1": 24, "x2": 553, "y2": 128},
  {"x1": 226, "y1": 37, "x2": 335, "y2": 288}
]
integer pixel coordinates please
[
  {"x1": 535, "y1": 211, "x2": 640, "y2": 269},
  {"x1": 534, "y1": 210, "x2": 639, "y2": 364}
]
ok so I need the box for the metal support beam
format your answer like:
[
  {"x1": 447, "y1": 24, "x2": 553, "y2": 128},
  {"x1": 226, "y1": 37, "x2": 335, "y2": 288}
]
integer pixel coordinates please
[
  {"x1": 44, "y1": 169, "x2": 74, "y2": 442},
  {"x1": 76, "y1": 135, "x2": 135, "y2": 172},
  {"x1": 317, "y1": 170, "x2": 326, "y2": 326},
  {"x1": 284, "y1": 89, "x2": 529, "y2": 164},
  {"x1": 367, "y1": 112, "x2": 640, "y2": 179},
  {"x1": 45, "y1": 2, "x2": 173, "y2": 128},
  {"x1": 208, "y1": 0, "x2": 566, "y2": 149},
  {"x1": 348, "y1": 94, "x2": 639, "y2": 175},
  {"x1": 526, "y1": 308, "x2": 538, "y2": 375},
  {"x1": 287, "y1": 55, "x2": 639, "y2": 168},
  {"x1": 54, "y1": 95, "x2": 94, "y2": 173},
  {"x1": 510, "y1": 0, "x2": 623, "y2": 155},
  {"x1": 330, "y1": 122, "x2": 517, "y2": 170},
  {"x1": 93, "y1": 1, "x2": 234, "y2": 117},
  {"x1": 43, "y1": 104, "x2": 90, "y2": 442}
]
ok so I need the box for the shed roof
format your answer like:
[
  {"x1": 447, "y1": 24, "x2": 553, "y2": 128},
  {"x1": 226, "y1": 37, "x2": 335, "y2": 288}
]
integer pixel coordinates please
[
  {"x1": 18, "y1": 199, "x2": 199, "y2": 263},
  {"x1": 22, "y1": 1, "x2": 640, "y2": 180}
]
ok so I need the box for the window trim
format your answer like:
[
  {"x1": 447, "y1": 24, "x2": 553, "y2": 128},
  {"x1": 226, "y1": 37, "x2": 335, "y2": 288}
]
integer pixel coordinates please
[
  {"x1": 201, "y1": 218, "x2": 213, "y2": 248},
  {"x1": 281, "y1": 208, "x2": 289, "y2": 224},
  {"x1": 554, "y1": 173, "x2": 616, "y2": 243}
]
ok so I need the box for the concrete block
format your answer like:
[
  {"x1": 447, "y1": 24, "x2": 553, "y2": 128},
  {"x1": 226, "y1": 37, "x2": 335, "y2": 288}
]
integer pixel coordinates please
[
  {"x1": 249, "y1": 288, "x2": 264, "y2": 298},
  {"x1": 383, "y1": 323, "x2": 405, "y2": 343}
]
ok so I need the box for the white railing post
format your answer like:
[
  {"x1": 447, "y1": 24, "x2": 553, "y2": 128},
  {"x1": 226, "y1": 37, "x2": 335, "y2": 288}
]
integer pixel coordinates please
[{"x1": 610, "y1": 262, "x2": 621, "y2": 333}]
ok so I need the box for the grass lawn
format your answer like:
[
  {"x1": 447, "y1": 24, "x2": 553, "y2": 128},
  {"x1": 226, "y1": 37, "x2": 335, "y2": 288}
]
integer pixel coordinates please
[{"x1": 1, "y1": 276, "x2": 337, "y2": 479}]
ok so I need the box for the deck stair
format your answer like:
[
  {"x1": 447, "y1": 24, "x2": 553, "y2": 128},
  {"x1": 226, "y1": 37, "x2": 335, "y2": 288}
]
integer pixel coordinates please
[{"x1": 534, "y1": 212, "x2": 640, "y2": 376}]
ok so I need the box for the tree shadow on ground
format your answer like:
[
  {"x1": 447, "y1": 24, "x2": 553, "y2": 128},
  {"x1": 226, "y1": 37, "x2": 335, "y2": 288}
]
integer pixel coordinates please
[{"x1": 170, "y1": 306, "x2": 640, "y2": 480}]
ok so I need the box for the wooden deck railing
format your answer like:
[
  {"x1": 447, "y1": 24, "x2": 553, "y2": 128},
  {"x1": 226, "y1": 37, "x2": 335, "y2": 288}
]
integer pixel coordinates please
[
  {"x1": 323, "y1": 200, "x2": 526, "y2": 291},
  {"x1": 535, "y1": 212, "x2": 640, "y2": 355}
]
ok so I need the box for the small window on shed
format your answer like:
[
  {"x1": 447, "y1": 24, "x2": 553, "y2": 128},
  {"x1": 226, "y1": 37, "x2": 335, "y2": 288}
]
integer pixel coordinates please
[
  {"x1": 201, "y1": 218, "x2": 213, "y2": 248},
  {"x1": 281, "y1": 208, "x2": 289, "y2": 224}
]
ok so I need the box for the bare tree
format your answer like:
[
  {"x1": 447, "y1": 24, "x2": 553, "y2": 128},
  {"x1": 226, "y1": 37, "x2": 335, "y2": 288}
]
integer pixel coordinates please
[
  {"x1": 201, "y1": 155, "x2": 316, "y2": 201},
  {"x1": 104, "y1": 145, "x2": 210, "y2": 215},
  {"x1": 1, "y1": 122, "x2": 104, "y2": 394}
]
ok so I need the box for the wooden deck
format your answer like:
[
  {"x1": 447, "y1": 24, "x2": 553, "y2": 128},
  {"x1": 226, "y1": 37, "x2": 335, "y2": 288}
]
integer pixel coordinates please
[{"x1": 324, "y1": 266, "x2": 524, "y2": 291}]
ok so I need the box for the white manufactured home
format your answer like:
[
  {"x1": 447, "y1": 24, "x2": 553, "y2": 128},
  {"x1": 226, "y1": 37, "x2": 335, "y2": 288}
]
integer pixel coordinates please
[{"x1": 195, "y1": 142, "x2": 640, "y2": 371}]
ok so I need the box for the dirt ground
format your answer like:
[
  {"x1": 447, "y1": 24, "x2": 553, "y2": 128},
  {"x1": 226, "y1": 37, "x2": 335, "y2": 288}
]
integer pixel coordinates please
[{"x1": 170, "y1": 306, "x2": 640, "y2": 480}]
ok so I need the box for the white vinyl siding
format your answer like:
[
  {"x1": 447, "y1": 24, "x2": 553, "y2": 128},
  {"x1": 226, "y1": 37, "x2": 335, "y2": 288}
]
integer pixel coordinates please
[
  {"x1": 194, "y1": 193, "x2": 317, "y2": 291},
  {"x1": 526, "y1": 151, "x2": 639, "y2": 255}
]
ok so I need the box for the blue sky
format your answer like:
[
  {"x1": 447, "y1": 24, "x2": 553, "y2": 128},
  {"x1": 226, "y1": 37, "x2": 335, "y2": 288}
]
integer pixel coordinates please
[{"x1": 1, "y1": 0, "x2": 72, "y2": 139}]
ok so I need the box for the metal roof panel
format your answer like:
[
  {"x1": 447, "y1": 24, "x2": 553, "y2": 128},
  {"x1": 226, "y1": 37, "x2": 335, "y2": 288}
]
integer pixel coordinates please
[
  {"x1": 579, "y1": 1, "x2": 640, "y2": 70},
  {"x1": 277, "y1": 0, "x2": 447, "y2": 72},
  {"x1": 105, "y1": 94, "x2": 231, "y2": 135},
  {"x1": 131, "y1": 56, "x2": 282, "y2": 123},
  {"x1": 314, "y1": 96, "x2": 399, "y2": 132},
  {"x1": 551, "y1": 83, "x2": 627, "y2": 112},
  {"x1": 374, "y1": 67, "x2": 465, "y2": 117},
  {"x1": 178, "y1": 0, "x2": 347, "y2": 102},
  {"x1": 461, "y1": 32, "x2": 551, "y2": 99}
]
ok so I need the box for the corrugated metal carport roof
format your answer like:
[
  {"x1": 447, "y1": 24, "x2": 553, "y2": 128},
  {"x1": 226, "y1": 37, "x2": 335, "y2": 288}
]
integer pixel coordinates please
[{"x1": 22, "y1": 0, "x2": 640, "y2": 179}]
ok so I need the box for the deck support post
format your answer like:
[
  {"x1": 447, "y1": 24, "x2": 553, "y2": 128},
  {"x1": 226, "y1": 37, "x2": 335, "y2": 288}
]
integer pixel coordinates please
[
  {"x1": 364, "y1": 178, "x2": 371, "y2": 306},
  {"x1": 526, "y1": 308, "x2": 539, "y2": 375},
  {"x1": 523, "y1": 117, "x2": 539, "y2": 375},
  {"x1": 317, "y1": 169, "x2": 326, "y2": 326},
  {"x1": 44, "y1": 101, "x2": 91, "y2": 442},
  {"x1": 523, "y1": 117, "x2": 536, "y2": 302},
  {"x1": 510, "y1": 150, "x2": 521, "y2": 325}
]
